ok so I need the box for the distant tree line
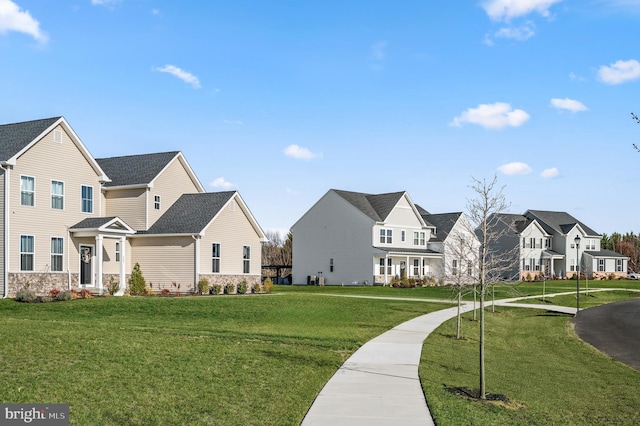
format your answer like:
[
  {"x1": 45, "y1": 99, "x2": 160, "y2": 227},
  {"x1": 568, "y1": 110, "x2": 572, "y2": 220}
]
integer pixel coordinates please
[
  {"x1": 261, "y1": 230, "x2": 292, "y2": 282},
  {"x1": 601, "y1": 232, "x2": 640, "y2": 272}
]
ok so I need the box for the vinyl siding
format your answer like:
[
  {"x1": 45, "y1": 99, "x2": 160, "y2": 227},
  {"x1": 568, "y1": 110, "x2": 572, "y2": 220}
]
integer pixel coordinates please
[
  {"x1": 104, "y1": 188, "x2": 146, "y2": 230},
  {"x1": 374, "y1": 195, "x2": 428, "y2": 249},
  {"x1": 199, "y1": 197, "x2": 262, "y2": 276},
  {"x1": 292, "y1": 190, "x2": 374, "y2": 285},
  {"x1": 148, "y1": 158, "x2": 202, "y2": 228},
  {"x1": 130, "y1": 236, "x2": 194, "y2": 290},
  {"x1": 101, "y1": 238, "x2": 132, "y2": 274},
  {"x1": 9, "y1": 125, "x2": 105, "y2": 273}
]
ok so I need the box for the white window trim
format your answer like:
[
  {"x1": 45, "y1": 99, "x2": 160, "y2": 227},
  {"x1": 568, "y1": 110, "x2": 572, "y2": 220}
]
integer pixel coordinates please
[
  {"x1": 51, "y1": 179, "x2": 65, "y2": 210},
  {"x1": 50, "y1": 236, "x2": 64, "y2": 272},
  {"x1": 115, "y1": 242, "x2": 121, "y2": 263},
  {"x1": 243, "y1": 245, "x2": 251, "y2": 274},
  {"x1": 20, "y1": 175, "x2": 35, "y2": 207},
  {"x1": 154, "y1": 195, "x2": 161, "y2": 210},
  {"x1": 212, "y1": 242, "x2": 221, "y2": 273},
  {"x1": 81, "y1": 185, "x2": 94, "y2": 213},
  {"x1": 20, "y1": 235, "x2": 35, "y2": 271}
]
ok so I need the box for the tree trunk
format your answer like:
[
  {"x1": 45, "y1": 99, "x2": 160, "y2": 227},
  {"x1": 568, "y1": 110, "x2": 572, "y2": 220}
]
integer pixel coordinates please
[{"x1": 479, "y1": 284, "x2": 486, "y2": 399}]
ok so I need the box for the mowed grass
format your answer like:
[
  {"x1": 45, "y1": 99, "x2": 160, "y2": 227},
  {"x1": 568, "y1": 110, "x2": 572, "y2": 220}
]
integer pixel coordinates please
[
  {"x1": 0, "y1": 294, "x2": 442, "y2": 425},
  {"x1": 420, "y1": 306, "x2": 640, "y2": 425}
]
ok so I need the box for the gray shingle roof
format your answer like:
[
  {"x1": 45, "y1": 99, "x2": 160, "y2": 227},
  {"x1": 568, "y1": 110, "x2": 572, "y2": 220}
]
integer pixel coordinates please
[
  {"x1": 333, "y1": 189, "x2": 406, "y2": 222},
  {"x1": 96, "y1": 151, "x2": 180, "y2": 187},
  {"x1": 421, "y1": 212, "x2": 462, "y2": 242},
  {"x1": 585, "y1": 249, "x2": 628, "y2": 258},
  {"x1": 0, "y1": 117, "x2": 61, "y2": 162},
  {"x1": 142, "y1": 192, "x2": 236, "y2": 234},
  {"x1": 525, "y1": 210, "x2": 599, "y2": 236},
  {"x1": 70, "y1": 217, "x2": 119, "y2": 229},
  {"x1": 494, "y1": 213, "x2": 533, "y2": 234}
]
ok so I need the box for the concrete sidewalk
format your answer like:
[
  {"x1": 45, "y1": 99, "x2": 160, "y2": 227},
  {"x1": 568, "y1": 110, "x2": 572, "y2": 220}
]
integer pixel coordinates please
[{"x1": 301, "y1": 295, "x2": 578, "y2": 425}]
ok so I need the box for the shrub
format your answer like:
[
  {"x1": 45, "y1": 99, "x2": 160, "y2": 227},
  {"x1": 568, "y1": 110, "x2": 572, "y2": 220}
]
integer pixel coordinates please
[
  {"x1": 225, "y1": 282, "x2": 236, "y2": 294},
  {"x1": 145, "y1": 287, "x2": 154, "y2": 296},
  {"x1": 15, "y1": 288, "x2": 36, "y2": 303},
  {"x1": 49, "y1": 288, "x2": 61, "y2": 298},
  {"x1": 198, "y1": 278, "x2": 210, "y2": 295},
  {"x1": 40, "y1": 296, "x2": 53, "y2": 303},
  {"x1": 211, "y1": 283, "x2": 223, "y2": 295},
  {"x1": 56, "y1": 290, "x2": 72, "y2": 301},
  {"x1": 237, "y1": 280, "x2": 248, "y2": 294},
  {"x1": 160, "y1": 288, "x2": 170, "y2": 296},
  {"x1": 252, "y1": 282, "x2": 261, "y2": 293},
  {"x1": 128, "y1": 263, "x2": 146, "y2": 295},
  {"x1": 106, "y1": 277, "x2": 120, "y2": 295},
  {"x1": 263, "y1": 277, "x2": 274, "y2": 294},
  {"x1": 79, "y1": 289, "x2": 93, "y2": 299}
]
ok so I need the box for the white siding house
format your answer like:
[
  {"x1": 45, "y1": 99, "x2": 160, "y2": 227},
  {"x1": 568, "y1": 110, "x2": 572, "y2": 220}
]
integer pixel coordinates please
[{"x1": 292, "y1": 189, "x2": 442, "y2": 285}]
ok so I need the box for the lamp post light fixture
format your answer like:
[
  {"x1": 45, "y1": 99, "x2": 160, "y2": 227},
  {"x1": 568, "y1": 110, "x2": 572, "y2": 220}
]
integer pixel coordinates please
[{"x1": 574, "y1": 234, "x2": 581, "y2": 313}]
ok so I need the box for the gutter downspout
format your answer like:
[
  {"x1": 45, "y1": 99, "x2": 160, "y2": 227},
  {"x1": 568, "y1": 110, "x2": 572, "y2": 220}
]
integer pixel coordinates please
[{"x1": 2, "y1": 165, "x2": 9, "y2": 298}]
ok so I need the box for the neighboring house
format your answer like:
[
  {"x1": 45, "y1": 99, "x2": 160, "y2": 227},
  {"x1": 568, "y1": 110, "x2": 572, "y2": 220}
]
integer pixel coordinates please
[
  {"x1": 417, "y1": 207, "x2": 481, "y2": 284},
  {"x1": 291, "y1": 189, "x2": 442, "y2": 285},
  {"x1": 0, "y1": 117, "x2": 266, "y2": 297},
  {"x1": 493, "y1": 210, "x2": 628, "y2": 280}
]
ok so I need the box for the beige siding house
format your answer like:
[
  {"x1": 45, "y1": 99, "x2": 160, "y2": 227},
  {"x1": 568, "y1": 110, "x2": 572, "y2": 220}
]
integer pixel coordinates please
[{"x1": 0, "y1": 117, "x2": 266, "y2": 297}]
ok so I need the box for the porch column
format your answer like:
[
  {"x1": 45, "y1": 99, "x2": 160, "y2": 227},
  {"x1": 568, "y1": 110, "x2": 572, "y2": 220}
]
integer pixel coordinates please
[
  {"x1": 384, "y1": 253, "x2": 389, "y2": 285},
  {"x1": 116, "y1": 236, "x2": 126, "y2": 296},
  {"x1": 96, "y1": 235, "x2": 104, "y2": 294},
  {"x1": 194, "y1": 236, "x2": 201, "y2": 292},
  {"x1": 406, "y1": 255, "x2": 410, "y2": 277}
]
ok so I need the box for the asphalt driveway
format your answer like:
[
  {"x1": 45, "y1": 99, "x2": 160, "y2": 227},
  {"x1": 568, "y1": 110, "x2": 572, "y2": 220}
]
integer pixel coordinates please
[{"x1": 573, "y1": 298, "x2": 640, "y2": 371}]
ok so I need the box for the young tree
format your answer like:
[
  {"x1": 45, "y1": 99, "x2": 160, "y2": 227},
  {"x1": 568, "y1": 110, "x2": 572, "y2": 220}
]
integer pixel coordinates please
[
  {"x1": 442, "y1": 217, "x2": 479, "y2": 339},
  {"x1": 466, "y1": 175, "x2": 515, "y2": 400}
]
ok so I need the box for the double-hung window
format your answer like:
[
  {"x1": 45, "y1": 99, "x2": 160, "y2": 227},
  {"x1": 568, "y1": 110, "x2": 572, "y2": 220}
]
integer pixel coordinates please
[
  {"x1": 20, "y1": 235, "x2": 34, "y2": 271},
  {"x1": 616, "y1": 259, "x2": 623, "y2": 272},
  {"x1": 154, "y1": 195, "x2": 161, "y2": 210},
  {"x1": 212, "y1": 243, "x2": 221, "y2": 273},
  {"x1": 380, "y1": 229, "x2": 392, "y2": 244},
  {"x1": 21, "y1": 176, "x2": 35, "y2": 206},
  {"x1": 51, "y1": 237, "x2": 64, "y2": 272},
  {"x1": 452, "y1": 259, "x2": 459, "y2": 275},
  {"x1": 51, "y1": 180, "x2": 64, "y2": 210},
  {"x1": 81, "y1": 185, "x2": 93, "y2": 213},
  {"x1": 413, "y1": 259, "x2": 419, "y2": 275},
  {"x1": 243, "y1": 245, "x2": 250, "y2": 274},
  {"x1": 598, "y1": 259, "x2": 605, "y2": 272},
  {"x1": 115, "y1": 242, "x2": 121, "y2": 262}
]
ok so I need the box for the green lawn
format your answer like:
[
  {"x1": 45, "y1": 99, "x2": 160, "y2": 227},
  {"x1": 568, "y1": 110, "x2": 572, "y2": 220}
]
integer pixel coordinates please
[
  {"x1": 420, "y1": 306, "x2": 640, "y2": 425},
  {"x1": 0, "y1": 294, "x2": 442, "y2": 425}
]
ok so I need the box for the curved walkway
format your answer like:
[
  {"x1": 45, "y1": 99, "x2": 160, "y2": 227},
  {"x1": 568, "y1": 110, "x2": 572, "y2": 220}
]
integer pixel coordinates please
[{"x1": 301, "y1": 293, "x2": 578, "y2": 426}]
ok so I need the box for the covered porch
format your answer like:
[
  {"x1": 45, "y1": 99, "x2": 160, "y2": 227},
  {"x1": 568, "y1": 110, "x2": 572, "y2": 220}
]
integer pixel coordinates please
[
  {"x1": 374, "y1": 248, "x2": 443, "y2": 285},
  {"x1": 542, "y1": 250, "x2": 564, "y2": 279},
  {"x1": 69, "y1": 217, "x2": 135, "y2": 295}
]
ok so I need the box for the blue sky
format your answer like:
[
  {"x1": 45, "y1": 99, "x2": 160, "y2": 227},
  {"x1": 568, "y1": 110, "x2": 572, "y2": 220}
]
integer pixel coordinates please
[{"x1": 1, "y1": 0, "x2": 639, "y2": 236}]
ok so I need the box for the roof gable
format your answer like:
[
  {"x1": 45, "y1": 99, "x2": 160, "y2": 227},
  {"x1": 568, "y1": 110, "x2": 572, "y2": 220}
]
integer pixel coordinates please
[
  {"x1": 97, "y1": 151, "x2": 204, "y2": 191},
  {"x1": 525, "y1": 210, "x2": 599, "y2": 237},
  {"x1": 333, "y1": 189, "x2": 411, "y2": 222},
  {"x1": 140, "y1": 191, "x2": 266, "y2": 240},
  {"x1": 0, "y1": 117, "x2": 109, "y2": 180},
  {"x1": 0, "y1": 117, "x2": 62, "y2": 162},
  {"x1": 421, "y1": 212, "x2": 463, "y2": 242}
]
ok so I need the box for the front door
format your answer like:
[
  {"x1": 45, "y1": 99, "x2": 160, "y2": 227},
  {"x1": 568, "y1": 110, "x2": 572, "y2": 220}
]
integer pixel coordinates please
[{"x1": 80, "y1": 245, "x2": 93, "y2": 286}]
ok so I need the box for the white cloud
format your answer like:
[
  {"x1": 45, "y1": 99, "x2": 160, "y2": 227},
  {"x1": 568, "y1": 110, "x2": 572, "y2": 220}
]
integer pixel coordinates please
[
  {"x1": 0, "y1": 0, "x2": 47, "y2": 42},
  {"x1": 91, "y1": 0, "x2": 120, "y2": 5},
  {"x1": 494, "y1": 22, "x2": 536, "y2": 40},
  {"x1": 482, "y1": 0, "x2": 562, "y2": 21},
  {"x1": 550, "y1": 97, "x2": 588, "y2": 112},
  {"x1": 284, "y1": 144, "x2": 321, "y2": 160},
  {"x1": 285, "y1": 187, "x2": 299, "y2": 195},
  {"x1": 155, "y1": 64, "x2": 201, "y2": 88},
  {"x1": 498, "y1": 162, "x2": 532, "y2": 175},
  {"x1": 224, "y1": 119, "x2": 243, "y2": 125},
  {"x1": 209, "y1": 177, "x2": 235, "y2": 190},
  {"x1": 450, "y1": 102, "x2": 530, "y2": 129},
  {"x1": 598, "y1": 59, "x2": 640, "y2": 85},
  {"x1": 541, "y1": 167, "x2": 559, "y2": 178}
]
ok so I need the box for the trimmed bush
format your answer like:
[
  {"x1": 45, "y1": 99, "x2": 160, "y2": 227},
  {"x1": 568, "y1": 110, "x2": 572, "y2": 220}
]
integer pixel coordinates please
[
  {"x1": 56, "y1": 291, "x2": 72, "y2": 301},
  {"x1": 211, "y1": 283, "x2": 223, "y2": 295},
  {"x1": 237, "y1": 280, "x2": 248, "y2": 294},
  {"x1": 128, "y1": 263, "x2": 147, "y2": 295},
  {"x1": 198, "y1": 278, "x2": 210, "y2": 295},
  {"x1": 15, "y1": 288, "x2": 36, "y2": 303},
  {"x1": 252, "y1": 282, "x2": 261, "y2": 294},
  {"x1": 106, "y1": 277, "x2": 120, "y2": 295},
  {"x1": 263, "y1": 277, "x2": 274, "y2": 293},
  {"x1": 40, "y1": 296, "x2": 53, "y2": 303},
  {"x1": 225, "y1": 282, "x2": 236, "y2": 294}
]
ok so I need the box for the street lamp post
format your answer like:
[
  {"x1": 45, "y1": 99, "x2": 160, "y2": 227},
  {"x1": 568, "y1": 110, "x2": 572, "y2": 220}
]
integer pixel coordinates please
[{"x1": 574, "y1": 234, "x2": 581, "y2": 313}]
